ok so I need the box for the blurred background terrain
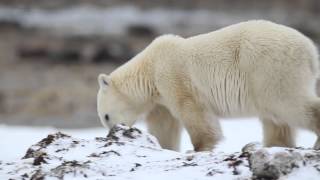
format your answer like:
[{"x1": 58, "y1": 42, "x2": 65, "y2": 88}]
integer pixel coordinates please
[{"x1": 0, "y1": 0, "x2": 319, "y2": 128}]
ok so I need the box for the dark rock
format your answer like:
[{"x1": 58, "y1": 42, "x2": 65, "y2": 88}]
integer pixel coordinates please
[
  {"x1": 21, "y1": 173, "x2": 29, "y2": 178},
  {"x1": 50, "y1": 160, "x2": 90, "y2": 179},
  {"x1": 206, "y1": 169, "x2": 223, "y2": 176},
  {"x1": 92, "y1": 47, "x2": 114, "y2": 63},
  {"x1": 23, "y1": 132, "x2": 70, "y2": 159},
  {"x1": 30, "y1": 169, "x2": 45, "y2": 180},
  {"x1": 17, "y1": 46, "x2": 48, "y2": 60},
  {"x1": 92, "y1": 43, "x2": 133, "y2": 64},
  {"x1": 182, "y1": 162, "x2": 197, "y2": 167},
  {"x1": 127, "y1": 24, "x2": 156, "y2": 38},
  {"x1": 88, "y1": 150, "x2": 121, "y2": 158},
  {"x1": 16, "y1": 35, "x2": 133, "y2": 64},
  {"x1": 47, "y1": 48, "x2": 81, "y2": 63},
  {"x1": 33, "y1": 155, "x2": 47, "y2": 166},
  {"x1": 37, "y1": 132, "x2": 70, "y2": 148},
  {"x1": 122, "y1": 127, "x2": 142, "y2": 139}
]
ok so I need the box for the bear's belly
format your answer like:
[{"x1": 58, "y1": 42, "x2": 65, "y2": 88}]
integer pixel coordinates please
[
  {"x1": 203, "y1": 86, "x2": 256, "y2": 118},
  {"x1": 191, "y1": 69, "x2": 257, "y2": 118}
]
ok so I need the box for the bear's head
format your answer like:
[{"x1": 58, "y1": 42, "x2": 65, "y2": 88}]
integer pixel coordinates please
[{"x1": 97, "y1": 74, "x2": 142, "y2": 128}]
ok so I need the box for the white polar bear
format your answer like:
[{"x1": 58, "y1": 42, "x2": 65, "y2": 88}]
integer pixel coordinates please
[{"x1": 97, "y1": 20, "x2": 320, "y2": 152}]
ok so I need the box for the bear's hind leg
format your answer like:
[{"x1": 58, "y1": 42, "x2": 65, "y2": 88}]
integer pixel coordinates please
[
  {"x1": 261, "y1": 118, "x2": 296, "y2": 147},
  {"x1": 307, "y1": 99, "x2": 320, "y2": 149},
  {"x1": 146, "y1": 105, "x2": 181, "y2": 151}
]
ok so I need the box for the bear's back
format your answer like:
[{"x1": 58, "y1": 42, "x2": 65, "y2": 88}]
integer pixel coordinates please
[{"x1": 171, "y1": 20, "x2": 318, "y2": 117}]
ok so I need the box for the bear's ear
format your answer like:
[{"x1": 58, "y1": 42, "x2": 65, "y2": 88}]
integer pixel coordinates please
[{"x1": 98, "y1": 74, "x2": 111, "y2": 90}]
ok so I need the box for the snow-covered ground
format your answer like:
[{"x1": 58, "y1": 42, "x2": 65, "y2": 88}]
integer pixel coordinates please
[
  {"x1": 1, "y1": 123, "x2": 319, "y2": 180},
  {"x1": 0, "y1": 118, "x2": 317, "y2": 162}
]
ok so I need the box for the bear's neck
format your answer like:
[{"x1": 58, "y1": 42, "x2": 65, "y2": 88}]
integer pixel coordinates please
[{"x1": 111, "y1": 52, "x2": 157, "y2": 106}]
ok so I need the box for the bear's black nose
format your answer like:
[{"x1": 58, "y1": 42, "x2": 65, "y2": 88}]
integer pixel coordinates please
[{"x1": 104, "y1": 114, "x2": 110, "y2": 121}]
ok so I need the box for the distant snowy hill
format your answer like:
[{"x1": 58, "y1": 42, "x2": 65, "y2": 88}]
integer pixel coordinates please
[{"x1": 1, "y1": 124, "x2": 319, "y2": 180}]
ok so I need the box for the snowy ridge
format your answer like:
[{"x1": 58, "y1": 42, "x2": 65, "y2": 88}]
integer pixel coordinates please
[{"x1": 0, "y1": 124, "x2": 319, "y2": 180}]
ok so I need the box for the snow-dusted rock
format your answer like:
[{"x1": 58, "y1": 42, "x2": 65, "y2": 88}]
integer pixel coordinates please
[
  {"x1": 0, "y1": 124, "x2": 319, "y2": 180},
  {"x1": 249, "y1": 147, "x2": 320, "y2": 180}
]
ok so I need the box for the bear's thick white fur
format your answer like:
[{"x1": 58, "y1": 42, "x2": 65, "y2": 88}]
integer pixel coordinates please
[{"x1": 97, "y1": 20, "x2": 320, "y2": 151}]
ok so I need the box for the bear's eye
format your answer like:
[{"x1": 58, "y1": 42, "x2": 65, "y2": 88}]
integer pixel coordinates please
[{"x1": 104, "y1": 114, "x2": 110, "y2": 121}]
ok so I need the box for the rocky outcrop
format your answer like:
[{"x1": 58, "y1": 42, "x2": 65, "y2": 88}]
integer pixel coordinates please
[{"x1": 0, "y1": 124, "x2": 319, "y2": 180}]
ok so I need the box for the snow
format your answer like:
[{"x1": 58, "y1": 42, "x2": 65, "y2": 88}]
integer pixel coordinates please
[
  {"x1": 285, "y1": 167, "x2": 320, "y2": 180},
  {"x1": 0, "y1": 123, "x2": 319, "y2": 180},
  {"x1": 0, "y1": 125, "x2": 246, "y2": 179},
  {"x1": 0, "y1": 118, "x2": 317, "y2": 161}
]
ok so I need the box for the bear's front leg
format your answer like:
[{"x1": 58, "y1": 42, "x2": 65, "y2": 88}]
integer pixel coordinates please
[
  {"x1": 178, "y1": 101, "x2": 222, "y2": 152},
  {"x1": 146, "y1": 104, "x2": 182, "y2": 151}
]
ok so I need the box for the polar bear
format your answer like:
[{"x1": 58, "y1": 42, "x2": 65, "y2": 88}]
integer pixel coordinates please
[{"x1": 97, "y1": 20, "x2": 320, "y2": 152}]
